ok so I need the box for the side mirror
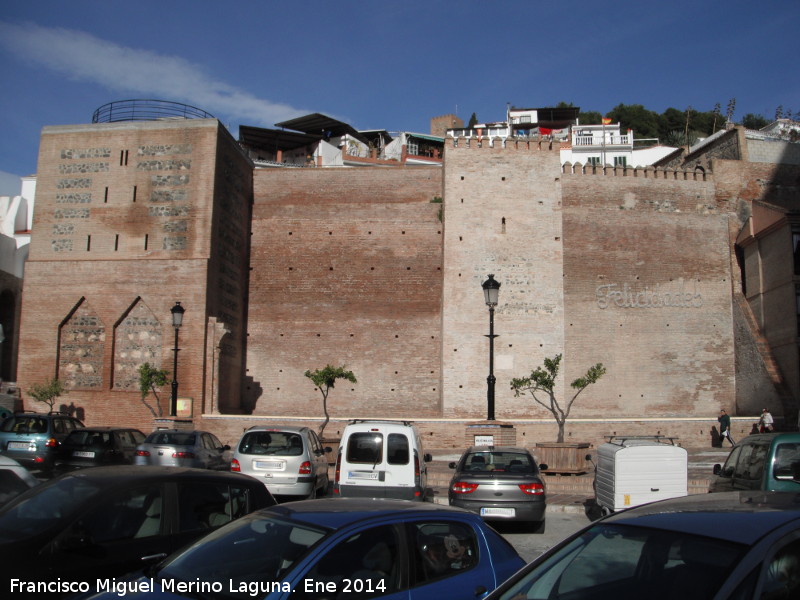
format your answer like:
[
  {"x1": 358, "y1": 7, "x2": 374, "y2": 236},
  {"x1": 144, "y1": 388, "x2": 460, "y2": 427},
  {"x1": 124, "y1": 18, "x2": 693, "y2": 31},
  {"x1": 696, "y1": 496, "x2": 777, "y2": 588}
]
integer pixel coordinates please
[
  {"x1": 539, "y1": 463, "x2": 549, "y2": 471},
  {"x1": 448, "y1": 462, "x2": 457, "y2": 469},
  {"x1": 222, "y1": 445, "x2": 231, "y2": 451},
  {"x1": 323, "y1": 446, "x2": 332, "y2": 454},
  {"x1": 424, "y1": 453, "x2": 432, "y2": 463},
  {"x1": 712, "y1": 464, "x2": 721, "y2": 475}
]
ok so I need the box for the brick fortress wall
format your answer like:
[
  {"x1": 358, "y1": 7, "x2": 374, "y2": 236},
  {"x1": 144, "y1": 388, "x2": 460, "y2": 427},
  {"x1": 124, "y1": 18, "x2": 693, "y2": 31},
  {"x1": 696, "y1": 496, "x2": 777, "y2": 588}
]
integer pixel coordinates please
[{"x1": 245, "y1": 167, "x2": 444, "y2": 420}]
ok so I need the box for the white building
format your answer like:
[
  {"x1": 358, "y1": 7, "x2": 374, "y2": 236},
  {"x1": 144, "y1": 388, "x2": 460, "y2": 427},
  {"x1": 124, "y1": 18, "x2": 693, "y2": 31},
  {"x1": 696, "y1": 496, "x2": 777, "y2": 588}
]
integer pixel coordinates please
[{"x1": 446, "y1": 106, "x2": 676, "y2": 168}]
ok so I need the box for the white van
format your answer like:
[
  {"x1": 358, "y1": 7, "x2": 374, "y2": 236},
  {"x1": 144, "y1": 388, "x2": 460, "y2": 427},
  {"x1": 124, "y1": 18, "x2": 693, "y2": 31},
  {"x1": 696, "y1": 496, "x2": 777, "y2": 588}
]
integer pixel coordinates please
[{"x1": 333, "y1": 420, "x2": 432, "y2": 501}]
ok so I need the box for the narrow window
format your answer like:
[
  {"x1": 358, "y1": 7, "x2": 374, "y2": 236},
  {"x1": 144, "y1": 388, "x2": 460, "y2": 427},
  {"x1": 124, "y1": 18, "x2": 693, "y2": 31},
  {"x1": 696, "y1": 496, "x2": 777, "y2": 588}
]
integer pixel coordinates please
[
  {"x1": 114, "y1": 234, "x2": 119, "y2": 252},
  {"x1": 132, "y1": 186, "x2": 137, "y2": 203},
  {"x1": 796, "y1": 284, "x2": 800, "y2": 337},
  {"x1": 104, "y1": 187, "x2": 108, "y2": 203},
  {"x1": 86, "y1": 235, "x2": 91, "y2": 251},
  {"x1": 614, "y1": 156, "x2": 627, "y2": 167},
  {"x1": 144, "y1": 234, "x2": 149, "y2": 251},
  {"x1": 792, "y1": 225, "x2": 800, "y2": 276}
]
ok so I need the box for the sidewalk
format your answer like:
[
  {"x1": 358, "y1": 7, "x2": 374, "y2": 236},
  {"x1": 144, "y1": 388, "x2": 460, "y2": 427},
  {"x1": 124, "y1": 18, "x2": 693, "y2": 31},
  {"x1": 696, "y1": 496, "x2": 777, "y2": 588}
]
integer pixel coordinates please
[{"x1": 426, "y1": 446, "x2": 731, "y2": 513}]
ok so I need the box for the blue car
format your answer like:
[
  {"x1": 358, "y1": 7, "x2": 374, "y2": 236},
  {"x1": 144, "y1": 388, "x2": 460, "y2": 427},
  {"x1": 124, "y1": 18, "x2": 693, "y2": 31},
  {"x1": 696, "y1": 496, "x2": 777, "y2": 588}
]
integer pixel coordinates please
[
  {"x1": 486, "y1": 491, "x2": 800, "y2": 600},
  {"x1": 80, "y1": 498, "x2": 525, "y2": 599}
]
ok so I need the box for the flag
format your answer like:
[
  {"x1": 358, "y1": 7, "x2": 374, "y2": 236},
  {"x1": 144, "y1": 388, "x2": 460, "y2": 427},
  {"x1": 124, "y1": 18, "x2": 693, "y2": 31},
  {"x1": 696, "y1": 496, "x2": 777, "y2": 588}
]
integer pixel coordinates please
[{"x1": 602, "y1": 118, "x2": 612, "y2": 125}]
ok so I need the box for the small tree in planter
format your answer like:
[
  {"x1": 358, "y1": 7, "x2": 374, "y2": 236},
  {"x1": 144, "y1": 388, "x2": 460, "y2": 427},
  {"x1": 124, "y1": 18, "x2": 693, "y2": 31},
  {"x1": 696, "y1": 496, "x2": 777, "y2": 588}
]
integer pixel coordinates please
[
  {"x1": 511, "y1": 354, "x2": 606, "y2": 443},
  {"x1": 138, "y1": 363, "x2": 169, "y2": 418},
  {"x1": 304, "y1": 365, "x2": 357, "y2": 440},
  {"x1": 27, "y1": 377, "x2": 67, "y2": 412}
]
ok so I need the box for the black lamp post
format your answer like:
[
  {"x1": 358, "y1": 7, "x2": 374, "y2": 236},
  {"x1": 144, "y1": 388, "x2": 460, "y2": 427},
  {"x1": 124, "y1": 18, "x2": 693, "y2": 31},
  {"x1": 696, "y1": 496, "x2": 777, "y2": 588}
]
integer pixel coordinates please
[
  {"x1": 169, "y1": 302, "x2": 185, "y2": 417},
  {"x1": 481, "y1": 274, "x2": 501, "y2": 421}
]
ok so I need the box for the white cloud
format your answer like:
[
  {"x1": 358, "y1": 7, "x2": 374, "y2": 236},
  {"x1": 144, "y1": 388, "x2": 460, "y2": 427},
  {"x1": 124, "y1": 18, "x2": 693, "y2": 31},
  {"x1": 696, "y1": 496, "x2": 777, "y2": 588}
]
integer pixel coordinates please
[{"x1": 0, "y1": 21, "x2": 306, "y2": 126}]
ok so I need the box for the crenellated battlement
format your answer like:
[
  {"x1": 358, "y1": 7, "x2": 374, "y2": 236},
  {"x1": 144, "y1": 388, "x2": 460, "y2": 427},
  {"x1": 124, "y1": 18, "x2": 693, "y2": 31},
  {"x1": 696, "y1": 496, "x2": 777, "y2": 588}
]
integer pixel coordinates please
[
  {"x1": 561, "y1": 161, "x2": 712, "y2": 182},
  {"x1": 446, "y1": 135, "x2": 562, "y2": 152}
]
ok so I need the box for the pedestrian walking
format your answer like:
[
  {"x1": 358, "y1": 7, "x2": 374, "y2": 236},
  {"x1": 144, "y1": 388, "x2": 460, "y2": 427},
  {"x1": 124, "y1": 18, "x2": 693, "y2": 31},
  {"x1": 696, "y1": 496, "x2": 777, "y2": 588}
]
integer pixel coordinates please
[
  {"x1": 759, "y1": 408, "x2": 774, "y2": 433},
  {"x1": 718, "y1": 409, "x2": 735, "y2": 446}
]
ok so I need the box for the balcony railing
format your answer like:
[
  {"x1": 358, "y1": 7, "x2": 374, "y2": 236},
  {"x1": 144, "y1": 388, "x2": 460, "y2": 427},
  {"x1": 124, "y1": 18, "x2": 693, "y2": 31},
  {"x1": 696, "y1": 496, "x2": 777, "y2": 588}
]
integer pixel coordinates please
[
  {"x1": 573, "y1": 134, "x2": 632, "y2": 147},
  {"x1": 92, "y1": 100, "x2": 215, "y2": 124}
]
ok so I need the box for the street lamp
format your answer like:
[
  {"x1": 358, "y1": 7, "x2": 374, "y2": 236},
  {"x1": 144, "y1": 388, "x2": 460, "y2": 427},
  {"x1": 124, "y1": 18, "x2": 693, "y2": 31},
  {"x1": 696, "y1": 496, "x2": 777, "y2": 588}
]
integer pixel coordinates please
[
  {"x1": 481, "y1": 274, "x2": 500, "y2": 421},
  {"x1": 170, "y1": 302, "x2": 185, "y2": 417}
]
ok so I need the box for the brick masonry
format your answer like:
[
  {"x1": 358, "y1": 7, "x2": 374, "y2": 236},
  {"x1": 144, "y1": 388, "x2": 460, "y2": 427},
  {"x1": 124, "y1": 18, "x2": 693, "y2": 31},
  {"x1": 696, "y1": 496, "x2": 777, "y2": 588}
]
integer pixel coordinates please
[{"x1": 12, "y1": 121, "x2": 797, "y2": 449}]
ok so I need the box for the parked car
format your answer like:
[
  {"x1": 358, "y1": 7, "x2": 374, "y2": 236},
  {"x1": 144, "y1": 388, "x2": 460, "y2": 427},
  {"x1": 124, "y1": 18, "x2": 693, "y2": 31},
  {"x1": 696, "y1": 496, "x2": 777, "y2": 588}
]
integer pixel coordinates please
[
  {"x1": 232, "y1": 426, "x2": 331, "y2": 500},
  {"x1": 710, "y1": 432, "x2": 800, "y2": 493},
  {"x1": 82, "y1": 498, "x2": 526, "y2": 600},
  {"x1": 333, "y1": 419, "x2": 432, "y2": 501},
  {"x1": 54, "y1": 426, "x2": 145, "y2": 472},
  {"x1": 486, "y1": 491, "x2": 800, "y2": 600},
  {"x1": 0, "y1": 455, "x2": 38, "y2": 506},
  {"x1": 135, "y1": 429, "x2": 231, "y2": 470},
  {"x1": 448, "y1": 446, "x2": 547, "y2": 532},
  {"x1": 0, "y1": 465, "x2": 275, "y2": 588},
  {"x1": 0, "y1": 411, "x2": 84, "y2": 473}
]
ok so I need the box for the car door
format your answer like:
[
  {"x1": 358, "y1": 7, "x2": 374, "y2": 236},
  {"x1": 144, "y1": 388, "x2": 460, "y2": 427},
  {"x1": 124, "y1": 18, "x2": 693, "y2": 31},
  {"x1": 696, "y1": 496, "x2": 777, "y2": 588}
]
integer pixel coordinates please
[
  {"x1": 309, "y1": 430, "x2": 329, "y2": 488},
  {"x1": 203, "y1": 433, "x2": 227, "y2": 470},
  {"x1": 710, "y1": 446, "x2": 741, "y2": 492},
  {"x1": 45, "y1": 483, "x2": 169, "y2": 581},
  {"x1": 117, "y1": 430, "x2": 142, "y2": 463},
  {"x1": 732, "y1": 443, "x2": 769, "y2": 491},
  {"x1": 406, "y1": 519, "x2": 495, "y2": 599},
  {"x1": 287, "y1": 522, "x2": 408, "y2": 600}
]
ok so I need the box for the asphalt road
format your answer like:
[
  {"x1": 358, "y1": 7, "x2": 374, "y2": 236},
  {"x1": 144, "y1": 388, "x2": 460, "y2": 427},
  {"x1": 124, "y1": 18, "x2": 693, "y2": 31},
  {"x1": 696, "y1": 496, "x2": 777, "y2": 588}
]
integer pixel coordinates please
[{"x1": 494, "y1": 509, "x2": 597, "y2": 563}]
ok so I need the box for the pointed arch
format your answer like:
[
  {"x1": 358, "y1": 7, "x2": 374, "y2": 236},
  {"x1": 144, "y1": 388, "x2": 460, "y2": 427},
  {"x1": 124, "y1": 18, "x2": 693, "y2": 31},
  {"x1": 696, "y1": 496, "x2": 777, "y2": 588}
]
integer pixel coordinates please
[
  {"x1": 112, "y1": 297, "x2": 163, "y2": 391},
  {"x1": 58, "y1": 297, "x2": 105, "y2": 390}
]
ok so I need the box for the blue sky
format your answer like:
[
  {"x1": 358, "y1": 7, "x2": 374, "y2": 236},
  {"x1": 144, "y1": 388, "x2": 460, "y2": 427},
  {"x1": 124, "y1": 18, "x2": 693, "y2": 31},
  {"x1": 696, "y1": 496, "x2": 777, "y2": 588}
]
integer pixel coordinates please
[{"x1": 0, "y1": 0, "x2": 798, "y2": 193}]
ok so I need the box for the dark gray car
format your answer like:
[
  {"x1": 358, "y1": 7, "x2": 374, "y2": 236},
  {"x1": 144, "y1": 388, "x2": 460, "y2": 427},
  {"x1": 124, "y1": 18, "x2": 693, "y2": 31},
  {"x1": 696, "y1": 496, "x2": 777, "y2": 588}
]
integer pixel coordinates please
[
  {"x1": 0, "y1": 466, "x2": 275, "y2": 588},
  {"x1": 448, "y1": 446, "x2": 547, "y2": 533},
  {"x1": 54, "y1": 426, "x2": 145, "y2": 472}
]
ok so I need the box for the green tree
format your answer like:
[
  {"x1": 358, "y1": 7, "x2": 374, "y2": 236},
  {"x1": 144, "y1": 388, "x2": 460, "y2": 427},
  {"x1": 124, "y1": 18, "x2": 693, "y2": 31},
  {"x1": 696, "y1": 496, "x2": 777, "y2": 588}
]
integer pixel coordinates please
[
  {"x1": 606, "y1": 103, "x2": 662, "y2": 139},
  {"x1": 27, "y1": 377, "x2": 66, "y2": 411},
  {"x1": 742, "y1": 113, "x2": 769, "y2": 130},
  {"x1": 577, "y1": 110, "x2": 604, "y2": 125},
  {"x1": 138, "y1": 363, "x2": 169, "y2": 418},
  {"x1": 304, "y1": 365, "x2": 357, "y2": 439},
  {"x1": 467, "y1": 112, "x2": 478, "y2": 128},
  {"x1": 510, "y1": 354, "x2": 606, "y2": 443}
]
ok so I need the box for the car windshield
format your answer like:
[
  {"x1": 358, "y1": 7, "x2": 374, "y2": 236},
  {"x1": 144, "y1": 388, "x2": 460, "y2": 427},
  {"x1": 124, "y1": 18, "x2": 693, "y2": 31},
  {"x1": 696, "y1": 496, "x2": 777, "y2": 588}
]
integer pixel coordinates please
[
  {"x1": 146, "y1": 432, "x2": 196, "y2": 446},
  {"x1": 462, "y1": 451, "x2": 536, "y2": 473},
  {"x1": 156, "y1": 513, "x2": 328, "y2": 598},
  {"x1": 772, "y1": 442, "x2": 800, "y2": 480},
  {"x1": 238, "y1": 431, "x2": 303, "y2": 457},
  {"x1": 495, "y1": 523, "x2": 746, "y2": 600},
  {"x1": 0, "y1": 476, "x2": 103, "y2": 542},
  {"x1": 63, "y1": 430, "x2": 112, "y2": 447},
  {"x1": 1, "y1": 416, "x2": 48, "y2": 434}
]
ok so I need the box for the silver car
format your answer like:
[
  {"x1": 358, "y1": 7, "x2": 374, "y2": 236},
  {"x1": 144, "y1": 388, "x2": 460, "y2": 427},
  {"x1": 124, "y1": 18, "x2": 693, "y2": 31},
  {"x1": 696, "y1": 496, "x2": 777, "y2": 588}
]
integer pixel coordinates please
[
  {"x1": 134, "y1": 429, "x2": 231, "y2": 470},
  {"x1": 231, "y1": 426, "x2": 331, "y2": 500}
]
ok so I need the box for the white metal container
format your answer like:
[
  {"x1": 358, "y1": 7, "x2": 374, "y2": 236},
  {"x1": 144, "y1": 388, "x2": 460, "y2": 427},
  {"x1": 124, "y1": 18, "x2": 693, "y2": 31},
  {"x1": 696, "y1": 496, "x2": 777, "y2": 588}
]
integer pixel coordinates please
[{"x1": 594, "y1": 437, "x2": 687, "y2": 514}]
